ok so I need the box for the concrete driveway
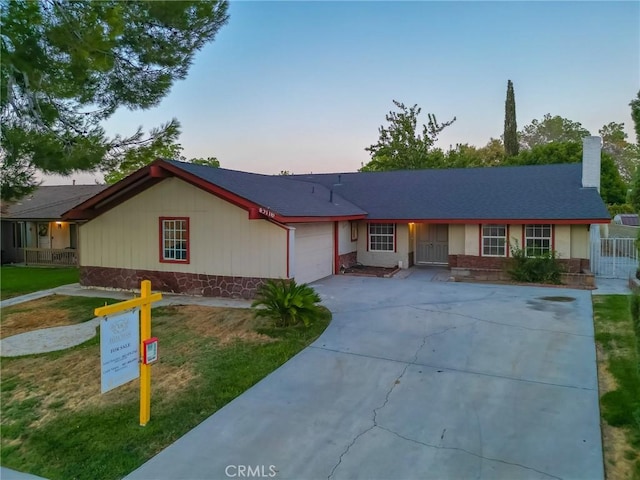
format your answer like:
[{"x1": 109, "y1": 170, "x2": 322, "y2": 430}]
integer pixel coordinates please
[{"x1": 126, "y1": 271, "x2": 603, "y2": 480}]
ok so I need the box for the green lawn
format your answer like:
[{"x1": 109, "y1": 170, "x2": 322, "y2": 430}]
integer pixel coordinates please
[
  {"x1": 593, "y1": 294, "x2": 640, "y2": 480},
  {"x1": 0, "y1": 266, "x2": 79, "y2": 300},
  {"x1": 1, "y1": 300, "x2": 330, "y2": 480}
]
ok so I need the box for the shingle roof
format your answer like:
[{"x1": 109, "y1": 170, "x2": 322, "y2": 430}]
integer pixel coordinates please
[
  {"x1": 166, "y1": 160, "x2": 366, "y2": 217},
  {"x1": 4, "y1": 185, "x2": 107, "y2": 220},
  {"x1": 292, "y1": 163, "x2": 610, "y2": 221}
]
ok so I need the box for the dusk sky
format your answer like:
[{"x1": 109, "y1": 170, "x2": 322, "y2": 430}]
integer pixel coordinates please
[{"x1": 45, "y1": 0, "x2": 640, "y2": 184}]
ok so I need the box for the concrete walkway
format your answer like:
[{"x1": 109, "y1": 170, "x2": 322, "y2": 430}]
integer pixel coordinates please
[{"x1": 125, "y1": 271, "x2": 604, "y2": 480}]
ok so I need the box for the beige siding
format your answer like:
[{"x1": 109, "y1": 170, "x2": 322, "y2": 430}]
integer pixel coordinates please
[
  {"x1": 570, "y1": 224, "x2": 590, "y2": 259},
  {"x1": 448, "y1": 224, "x2": 465, "y2": 255},
  {"x1": 357, "y1": 223, "x2": 410, "y2": 268},
  {"x1": 554, "y1": 225, "x2": 571, "y2": 258},
  {"x1": 79, "y1": 177, "x2": 287, "y2": 278},
  {"x1": 464, "y1": 224, "x2": 480, "y2": 256},
  {"x1": 337, "y1": 220, "x2": 357, "y2": 255}
]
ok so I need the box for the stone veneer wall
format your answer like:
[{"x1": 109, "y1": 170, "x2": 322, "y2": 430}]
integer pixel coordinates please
[
  {"x1": 80, "y1": 266, "x2": 271, "y2": 299},
  {"x1": 448, "y1": 254, "x2": 589, "y2": 274},
  {"x1": 338, "y1": 252, "x2": 358, "y2": 269}
]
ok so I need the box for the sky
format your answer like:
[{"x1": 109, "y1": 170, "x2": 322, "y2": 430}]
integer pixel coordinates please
[{"x1": 44, "y1": 0, "x2": 640, "y2": 185}]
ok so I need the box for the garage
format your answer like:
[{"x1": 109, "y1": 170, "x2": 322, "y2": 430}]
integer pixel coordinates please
[{"x1": 292, "y1": 223, "x2": 334, "y2": 284}]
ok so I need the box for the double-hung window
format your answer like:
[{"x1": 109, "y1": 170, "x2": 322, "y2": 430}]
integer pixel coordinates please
[
  {"x1": 160, "y1": 217, "x2": 189, "y2": 263},
  {"x1": 524, "y1": 224, "x2": 552, "y2": 256},
  {"x1": 369, "y1": 223, "x2": 395, "y2": 252},
  {"x1": 482, "y1": 224, "x2": 507, "y2": 257}
]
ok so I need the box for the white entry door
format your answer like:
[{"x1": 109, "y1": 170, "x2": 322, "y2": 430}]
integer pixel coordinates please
[{"x1": 293, "y1": 223, "x2": 334, "y2": 284}]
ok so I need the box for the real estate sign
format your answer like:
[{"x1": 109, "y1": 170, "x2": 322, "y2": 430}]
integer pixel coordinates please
[{"x1": 100, "y1": 309, "x2": 140, "y2": 393}]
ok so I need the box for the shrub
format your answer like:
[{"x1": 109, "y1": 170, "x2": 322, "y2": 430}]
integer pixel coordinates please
[
  {"x1": 251, "y1": 279, "x2": 323, "y2": 327},
  {"x1": 608, "y1": 203, "x2": 636, "y2": 217},
  {"x1": 631, "y1": 293, "x2": 640, "y2": 374},
  {"x1": 508, "y1": 244, "x2": 564, "y2": 284}
]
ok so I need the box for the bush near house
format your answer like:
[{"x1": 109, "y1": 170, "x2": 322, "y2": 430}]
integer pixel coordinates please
[
  {"x1": 507, "y1": 245, "x2": 564, "y2": 284},
  {"x1": 251, "y1": 279, "x2": 324, "y2": 327}
]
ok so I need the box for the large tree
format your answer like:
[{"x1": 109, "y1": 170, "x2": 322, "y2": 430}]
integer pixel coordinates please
[
  {"x1": 630, "y1": 91, "x2": 640, "y2": 145},
  {"x1": 518, "y1": 114, "x2": 590, "y2": 149},
  {"x1": 506, "y1": 141, "x2": 627, "y2": 205},
  {"x1": 0, "y1": 0, "x2": 229, "y2": 200},
  {"x1": 599, "y1": 121, "x2": 638, "y2": 183},
  {"x1": 503, "y1": 80, "x2": 518, "y2": 157},
  {"x1": 360, "y1": 100, "x2": 456, "y2": 172}
]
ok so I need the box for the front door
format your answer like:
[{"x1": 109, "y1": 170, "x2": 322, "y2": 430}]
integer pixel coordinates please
[{"x1": 416, "y1": 224, "x2": 449, "y2": 264}]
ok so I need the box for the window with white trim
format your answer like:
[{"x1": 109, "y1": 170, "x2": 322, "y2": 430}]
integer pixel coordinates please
[
  {"x1": 482, "y1": 224, "x2": 507, "y2": 257},
  {"x1": 524, "y1": 224, "x2": 552, "y2": 256},
  {"x1": 369, "y1": 223, "x2": 395, "y2": 252},
  {"x1": 160, "y1": 217, "x2": 189, "y2": 262}
]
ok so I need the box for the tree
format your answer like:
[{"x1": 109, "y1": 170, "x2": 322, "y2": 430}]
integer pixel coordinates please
[
  {"x1": 630, "y1": 91, "x2": 640, "y2": 145},
  {"x1": 503, "y1": 80, "x2": 519, "y2": 157},
  {"x1": 599, "y1": 121, "x2": 638, "y2": 182},
  {"x1": 1, "y1": 0, "x2": 229, "y2": 200},
  {"x1": 360, "y1": 100, "x2": 456, "y2": 172},
  {"x1": 104, "y1": 135, "x2": 221, "y2": 184},
  {"x1": 506, "y1": 141, "x2": 627, "y2": 204},
  {"x1": 518, "y1": 114, "x2": 590, "y2": 149}
]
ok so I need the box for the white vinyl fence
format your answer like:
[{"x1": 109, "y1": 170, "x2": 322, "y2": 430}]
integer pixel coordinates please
[{"x1": 590, "y1": 237, "x2": 638, "y2": 279}]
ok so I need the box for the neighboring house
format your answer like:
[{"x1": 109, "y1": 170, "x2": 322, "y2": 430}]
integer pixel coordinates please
[
  {"x1": 65, "y1": 137, "x2": 610, "y2": 298},
  {"x1": 1, "y1": 185, "x2": 107, "y2": 265},
  {"x1": 613, "y1": 214, "x2": 639, "y2": 226}
]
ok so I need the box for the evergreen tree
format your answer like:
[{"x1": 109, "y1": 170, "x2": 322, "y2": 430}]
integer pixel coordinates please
[
  {"x1": 0, "y1": 0, "x2": 229, "y2": 200},
  {"x1": 503, "y1": 80, "x2": 519, "y2": 157}
]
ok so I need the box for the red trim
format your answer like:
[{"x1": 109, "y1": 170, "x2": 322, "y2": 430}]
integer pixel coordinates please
[
  {"x1": 286, "y1": 229, "x2": 290, "y2": 278},
  {"x1": 521, "y1": 224, "x2": 525, "y2": 250},
  {"x1": 366, "y1": 223, "x2": 370, "y2": 252},
  {"x1": 333, "y1": 222, "x2": 339, "y2": 274},
  {"x1": 506, "y1": 225, "x2": 510, "y2": 258},
  {"x1": 275, "y1": 214, "x2": 367, "y2": 223},
  {"x1": 552, "y1": 224, "x2": 556, "y2": 251},
  {"x1": 478, "y1": 224, "x2": 482, "y2": 256},
  {"x1": 365, "y1": 218, "x2": 609, "y2": 225},
  {"x1": 159, "y1": 217, "x2": 190, "y2": 264},
  {"x1": 394, "y1": 223, "x2": 397, "y2": 253}
]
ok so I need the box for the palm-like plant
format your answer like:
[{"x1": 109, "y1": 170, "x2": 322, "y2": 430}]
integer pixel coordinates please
[{"x1": 251, "y1": 279, "x2": 322, "y2": 327}]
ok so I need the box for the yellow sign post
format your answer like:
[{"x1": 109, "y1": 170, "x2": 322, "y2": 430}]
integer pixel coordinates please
[{"x1": 95, "y1": 280, "x2": 162, "y2": 426}]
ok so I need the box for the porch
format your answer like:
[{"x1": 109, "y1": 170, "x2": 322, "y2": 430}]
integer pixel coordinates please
[{"x1": 23, "y1": 248, "x2": 78, "y2": 266}]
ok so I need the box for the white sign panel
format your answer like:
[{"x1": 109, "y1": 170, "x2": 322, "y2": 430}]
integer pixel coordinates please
[{"x1": 100, "y1": 309, "x2": 140, "y2": 393}]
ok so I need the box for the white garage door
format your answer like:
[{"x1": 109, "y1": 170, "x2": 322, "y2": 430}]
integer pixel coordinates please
[{"x1": 293, "y1": 223, "x2": 334, "y2": 284}]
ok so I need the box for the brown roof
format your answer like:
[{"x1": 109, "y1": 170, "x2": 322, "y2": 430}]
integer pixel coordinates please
[{"x1": 3, "y1": 185, "x2": 107, "y2": 220}]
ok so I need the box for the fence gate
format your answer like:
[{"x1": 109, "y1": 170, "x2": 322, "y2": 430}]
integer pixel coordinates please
[{"x1": 590, "y1": 237, "x2": 638, "y2": 279}]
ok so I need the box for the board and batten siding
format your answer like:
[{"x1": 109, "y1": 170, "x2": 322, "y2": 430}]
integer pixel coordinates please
[{"x1": 79, "y1": 177, "x2": 287, "y2": 278}]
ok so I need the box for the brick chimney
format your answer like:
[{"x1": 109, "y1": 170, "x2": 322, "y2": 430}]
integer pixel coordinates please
[{"x1": 582, "y1": 136, "x2": 601, "y2": 192}]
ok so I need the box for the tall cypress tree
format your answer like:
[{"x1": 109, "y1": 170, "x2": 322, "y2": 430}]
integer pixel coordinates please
[{"x1": 504, "y1": 80, "x2": 519, "y2": 157}]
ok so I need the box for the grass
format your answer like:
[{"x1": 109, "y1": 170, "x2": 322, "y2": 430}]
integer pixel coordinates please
[
  {"x1": 593, "y1": 294, "x2": 640, "y2": 480},
  {"x1": 0, "y1": 266, "x2": 79, "y2": 299},
  {"x1": 1, "y1": 295, "x2": 120, "y2": 339},
  {"x1": 0, "y1": 299, "x2": 330, "y2": 480}
]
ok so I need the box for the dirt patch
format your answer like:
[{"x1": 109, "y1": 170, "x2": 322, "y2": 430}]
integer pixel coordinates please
[
  {"x1": 595, "y1": 342, "x2": 634, "y2": 480},
  {"x1": 342, "y1": 265, "x2": 399, "y2": 277},
  {"x1": 158, "y1": 305, "x2": 275, "y2": 346},
  {"x1": 1, "y1": 305, "x2": 272, "y2": 431},
  {"x1": 0, "y1": 297, "x2": 75, "y2": 339}
]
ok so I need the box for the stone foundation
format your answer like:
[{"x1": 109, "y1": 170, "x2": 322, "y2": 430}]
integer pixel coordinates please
[
  {"x1": 338, "y1": 251, "x2": 358, "y2": 270},
  {"x1": 448, "y1": 255, "x2": 594, "y2": 288},
  {"x1": 80, "y1": 266, "x2": 271, "y2": 299}
]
